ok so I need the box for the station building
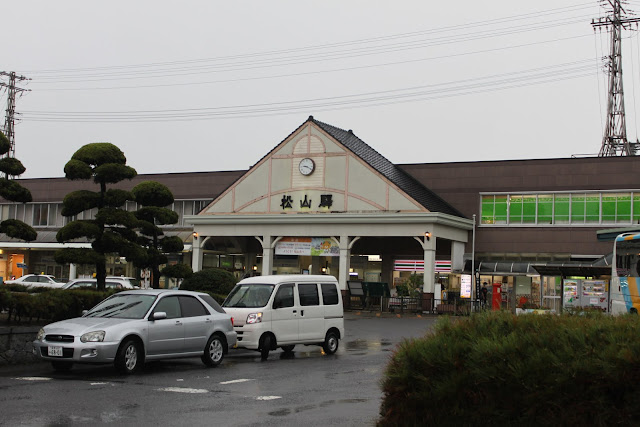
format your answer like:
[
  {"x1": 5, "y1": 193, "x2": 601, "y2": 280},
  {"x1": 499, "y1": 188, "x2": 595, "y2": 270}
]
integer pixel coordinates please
[{"x1": 1, "y1": 116, "x2": 638, "y2": 310}]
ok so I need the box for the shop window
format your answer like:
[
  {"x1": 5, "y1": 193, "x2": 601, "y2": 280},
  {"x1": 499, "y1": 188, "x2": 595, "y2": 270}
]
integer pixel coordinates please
[
  {"x1": 481, "y1": 195, "x2": 495, "y2": 224},
  {"x1": 616, "y1": 194, "x2": 631, "y2": 223},
  {"x1": 585, "y1": 194, "x2": 600, "y2": 223},
  {"x1": 634, "y1": 194, "x2": 640, "y2": 223},
  {"x1": 522, "y1": 195, "x2": 536, "y2": 223},
  {"x1": 554, "y1": 195, "x2": 570, "y2": 224},
  {"x1": 537, "y1": 195, "x2": 553, "y2": 224},
  {"x1": 571, "y1": 194, "x2": 586, "y2": 224},
  {"x1": 508, "y1": 195, "x2": 523, "y2": 224}
]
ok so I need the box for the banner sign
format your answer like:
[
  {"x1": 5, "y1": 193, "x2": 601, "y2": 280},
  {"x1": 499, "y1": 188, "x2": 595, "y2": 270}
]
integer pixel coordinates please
[
  {"x1": 460, "y1": 274, "x2": 472, "y2": 298},
  {"x1": 393, "y1": 260, "x2": 452, "y2": 272},
  {"x1": 275, "y1": 237, "x2": 339, "y2": 256}
]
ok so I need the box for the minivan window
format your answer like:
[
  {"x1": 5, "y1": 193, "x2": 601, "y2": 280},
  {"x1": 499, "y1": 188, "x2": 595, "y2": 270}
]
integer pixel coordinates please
[
  {"x1": 298, "y1": 283, "x2": 319, "y2": 306},
  {"x1": 223, "y1": 284, "x2": 275, "y2": 308},
  {"x1": 321, "y1": 283, "x2": 339, "y2": 305},
  {"x1": 273, "y1": 284, "x2": 294, "y2": 308}
]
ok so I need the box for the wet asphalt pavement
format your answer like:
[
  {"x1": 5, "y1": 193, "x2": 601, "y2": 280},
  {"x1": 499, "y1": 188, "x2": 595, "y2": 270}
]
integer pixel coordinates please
[{"x1": 0, "y1": 312, "x2": 438, "y2": 427}]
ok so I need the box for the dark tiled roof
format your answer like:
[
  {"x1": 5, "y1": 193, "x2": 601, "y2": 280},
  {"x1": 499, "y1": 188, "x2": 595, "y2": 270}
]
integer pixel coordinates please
[{"x1": 310, "y1": 117, "x2": 465, "y2": 218}]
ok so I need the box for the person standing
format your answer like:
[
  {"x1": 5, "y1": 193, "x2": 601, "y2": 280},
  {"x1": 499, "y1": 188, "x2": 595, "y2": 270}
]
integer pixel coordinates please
[{"x1": 480, "y1": 282, "x2": 489, "y2": 308}]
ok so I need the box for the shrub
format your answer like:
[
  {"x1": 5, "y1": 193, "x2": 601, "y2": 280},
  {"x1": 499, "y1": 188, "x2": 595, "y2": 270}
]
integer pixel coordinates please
[
  {"x1": 180, "y1": 268, "x2": 236, "y2": 295},
  {"x1": 1, "y1": 288, "x2": 119, "y2": 324},
  {"x1": 379, "y1": 311, "x2": 640, "y2": 426}
]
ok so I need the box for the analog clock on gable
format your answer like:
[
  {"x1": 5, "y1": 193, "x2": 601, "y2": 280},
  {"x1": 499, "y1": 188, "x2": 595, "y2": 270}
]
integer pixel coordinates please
[{"x1": 298, "y1": 158, "x2": 315, "y2": 176}]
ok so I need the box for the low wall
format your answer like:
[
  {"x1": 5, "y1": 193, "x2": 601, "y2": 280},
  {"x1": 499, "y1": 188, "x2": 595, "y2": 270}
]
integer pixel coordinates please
[{"x1": 0, "y1": 326, "x2": 40, "y2": 365}]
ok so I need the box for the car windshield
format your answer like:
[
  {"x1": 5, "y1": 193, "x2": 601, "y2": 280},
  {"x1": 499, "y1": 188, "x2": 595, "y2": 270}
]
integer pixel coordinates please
[
  {"x1": 223, "y1": 284, "x2": 274, "y2": 308},
  {"x1": 85, "y1": 294, "x2": 157, "y2": 319}
]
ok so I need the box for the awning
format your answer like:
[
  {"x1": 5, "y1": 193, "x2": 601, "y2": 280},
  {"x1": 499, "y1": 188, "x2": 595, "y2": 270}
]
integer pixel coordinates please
[{"x1": 464, "y1": 254, "x2": 612, "y2": 278}]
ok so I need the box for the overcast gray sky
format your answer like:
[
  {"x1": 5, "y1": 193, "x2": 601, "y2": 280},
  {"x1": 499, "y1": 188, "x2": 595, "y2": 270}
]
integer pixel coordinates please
[{"x1": 2, "y1": 1, "x2": 634, "y2": 178}]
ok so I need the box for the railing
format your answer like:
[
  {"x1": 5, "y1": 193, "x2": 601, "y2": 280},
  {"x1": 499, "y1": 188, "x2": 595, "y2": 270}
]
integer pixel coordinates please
[{"x1": 348, "y1": 294, "x2": 483, "y2": 316}]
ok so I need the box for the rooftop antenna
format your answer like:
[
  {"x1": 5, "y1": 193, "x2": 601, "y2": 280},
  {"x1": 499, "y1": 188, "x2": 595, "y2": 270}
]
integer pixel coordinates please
[{"x1": 592, "y1": 0, "x2": 640, "y2": 156}]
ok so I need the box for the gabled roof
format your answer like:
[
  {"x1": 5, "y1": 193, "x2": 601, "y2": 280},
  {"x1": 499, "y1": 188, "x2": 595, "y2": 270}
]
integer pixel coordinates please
[{"x1": 309, "y1": 117, "x2": 465, "y2": 218}]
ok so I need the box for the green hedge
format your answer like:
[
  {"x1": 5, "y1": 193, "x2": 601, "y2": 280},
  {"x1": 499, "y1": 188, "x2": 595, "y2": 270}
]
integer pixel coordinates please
[
  {"x1": 379, "y1": 311, "x2": 640, "y2": 426},
  {"x1": 180, "y1": 268, "x2": 236, "y2": 296},
  {"x1": 0, "y1": 288, "x2": 117, "y2": 324}
]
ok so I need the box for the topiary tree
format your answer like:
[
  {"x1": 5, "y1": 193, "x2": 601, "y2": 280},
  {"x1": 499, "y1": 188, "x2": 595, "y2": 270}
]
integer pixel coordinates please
[
  {"x1": 161, "y1": 263, "x2": 193, "y2": 288},
  {"x1": 55, "y1": 143, "x2": 144, "y2": 291},
  {"x1": 180, "y1": 268, "x2": 237, "y2": 295},
  {"x1": 132, "y1": 181, "x2": 186, "y2": 289},
  {"x1": 0, "y1": 131, "x2": 36, "y2": 241}
]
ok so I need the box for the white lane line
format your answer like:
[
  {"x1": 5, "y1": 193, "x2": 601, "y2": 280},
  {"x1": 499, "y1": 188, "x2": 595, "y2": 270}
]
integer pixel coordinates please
[
  {"x1": 157, "y1": 387, "x2": 208, "y2": 394},
  {"x1": 13, "y1": 377, "x2": 52, "y2": 381},
  {"x1": 90, "y1": 382, "x2": 108, "y2": 385},
  {"x1": 256, "y1": 396, "x2": 282, "y2": 401},
  {"x1": 219, "y1": 378, "x2": 254, "y2": 385}
]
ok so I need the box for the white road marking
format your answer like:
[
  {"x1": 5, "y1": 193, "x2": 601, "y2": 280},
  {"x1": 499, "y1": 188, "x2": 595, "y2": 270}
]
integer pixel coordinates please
[
  {"x1": 13, "y1": 377, "x2": 52, "y2": 381},
  {"x1": 219, "y1": 378, "x2": 254, "y2": 385},
  {"x1": 176, "y1": 379, "x2": 184, "y2": 382},
  {"x1": 256, "y1": 396, "x2": 282, "y2": 401},
  {"x1": 90, "y1": 382, "x2": 108, "y2": 385},
  {"x1": 157, "y1": 387, "x2": 208, "y2": 394}
]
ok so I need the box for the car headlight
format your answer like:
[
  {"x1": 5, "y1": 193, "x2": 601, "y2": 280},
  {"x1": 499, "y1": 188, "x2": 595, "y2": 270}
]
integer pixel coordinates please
[
  {"x1": 36, "y1": 328, "x2": 45, "y2": 341},
  {"x1": 81, "y1": 331, "x2": 105, "y2": 343},
  {"x1": 246, "y1": 312, "x2": 263, "y2": 324}
]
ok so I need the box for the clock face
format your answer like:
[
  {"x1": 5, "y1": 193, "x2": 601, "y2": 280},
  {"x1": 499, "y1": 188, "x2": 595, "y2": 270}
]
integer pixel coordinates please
[{"x1": 299, "y1": 158, "x2": 315, "y2": 176}]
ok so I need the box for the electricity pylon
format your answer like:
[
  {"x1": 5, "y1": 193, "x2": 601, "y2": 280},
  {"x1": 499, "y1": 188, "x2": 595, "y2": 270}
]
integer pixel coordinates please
[
  {"x1": 592, "y1": 0, "x2": 640, "y2": 156},
  {"x1": 0, "y1": 71, "x2": 30, "y2": 157}
]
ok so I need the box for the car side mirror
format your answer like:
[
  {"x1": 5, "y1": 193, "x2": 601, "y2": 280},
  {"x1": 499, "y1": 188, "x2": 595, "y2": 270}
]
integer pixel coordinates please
[{"x1": 151, "y1": 311, "x2": 167, "y2": 321}]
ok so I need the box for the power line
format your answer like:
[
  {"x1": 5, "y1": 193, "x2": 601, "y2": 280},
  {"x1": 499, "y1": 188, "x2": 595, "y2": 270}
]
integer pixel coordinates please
[{"x1": 21, "y1": 60, "x2": 596, "y2": 122}]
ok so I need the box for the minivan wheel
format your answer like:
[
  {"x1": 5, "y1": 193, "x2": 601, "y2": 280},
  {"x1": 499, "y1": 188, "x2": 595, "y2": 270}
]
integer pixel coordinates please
[
  {"x1": 202, "y1": 334, "x2": 224, "y2": 367},
  {"x1": 260, "y1": 335, "x2": 272, "y2": 360},
  {"x1": 51, "y1": 361, "x2": 73, "y2": 372},
  {"x1": 115, "y1": 339, "x2": 143, "y2": 374},
  {"x1": 281, "y1": 345, "x2": 295, "y2": 353},
  {"x1": 323, "y1": 331, "x2": 339, "y2": 355}
]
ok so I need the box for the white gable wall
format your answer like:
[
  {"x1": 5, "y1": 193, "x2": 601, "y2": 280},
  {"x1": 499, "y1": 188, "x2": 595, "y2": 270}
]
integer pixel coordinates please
[{"x1": 202, "y1": 122, "x2": 428, "y2": 214}]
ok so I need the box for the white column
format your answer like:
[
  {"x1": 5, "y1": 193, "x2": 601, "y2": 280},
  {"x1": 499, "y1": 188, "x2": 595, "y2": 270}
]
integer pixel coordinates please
[
  {"x1": 257, "y1": 235, "x2": 278, "y2": 276},
  {"x1": 337, "y1": 237, "x2": 350, "y2": 291},
  {"x1": 69, "y1": 263, "x2": 77, "y2": 280},
  {"x1": 423, "y1": 246, "x2": 436, "y2": 293},
  {"x1": 192, "y1": 234, "x2": 202, "y2": 273},
  {"x1": 414, "y1": 234, "x2": 436, "y2": 293}
]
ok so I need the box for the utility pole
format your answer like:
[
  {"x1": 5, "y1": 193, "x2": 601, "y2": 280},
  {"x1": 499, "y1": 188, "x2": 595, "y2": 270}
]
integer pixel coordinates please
[
  {"x1": 0, "y1": 71, "x2": 30, "y2": 158},
  {"x1": 592, "y1": 0, "x2": 640, "y2": 156}
]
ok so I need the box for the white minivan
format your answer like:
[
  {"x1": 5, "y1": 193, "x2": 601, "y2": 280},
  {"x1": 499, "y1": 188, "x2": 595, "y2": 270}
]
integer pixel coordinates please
[{"x1": 222, "y1": 275, "x2": 344, "y2": 359}]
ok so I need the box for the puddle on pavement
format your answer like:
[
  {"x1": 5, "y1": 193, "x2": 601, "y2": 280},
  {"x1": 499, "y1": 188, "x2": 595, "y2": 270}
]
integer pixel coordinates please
[{"x1": 345, "y1": 339, "x2": 393, "y2": 352}]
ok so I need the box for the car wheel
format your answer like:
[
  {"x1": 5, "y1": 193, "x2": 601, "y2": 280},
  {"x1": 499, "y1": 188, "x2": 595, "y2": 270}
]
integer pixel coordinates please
[
  {"x1": 260, "y1": 334, "x2": 272, "y2": 360},
  {"x1": 115, "y1": 339, "x2": 143, "y2": 374},
  {"x1": 281, "y1": 345, "x2": 295, "y2": 353},
  {"x1": 202, "y1": 334, "x2": 224, "y2": 367},
  {"x1": 51, "y1": 361, "x2": 73, "y2": 372},
  {"x1": 323, "y1": 331, "x2": 339, "y2": 355}
]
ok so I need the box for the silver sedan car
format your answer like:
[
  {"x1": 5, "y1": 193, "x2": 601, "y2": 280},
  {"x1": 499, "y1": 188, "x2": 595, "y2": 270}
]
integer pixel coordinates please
[{"x1": 32, "y1": 289, "x2": 237, "y2": 374}]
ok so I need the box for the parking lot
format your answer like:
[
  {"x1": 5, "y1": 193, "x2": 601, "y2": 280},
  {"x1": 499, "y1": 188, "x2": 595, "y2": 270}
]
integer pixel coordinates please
[{"x1": 0, "y1": 313, "x2": 437, "y2": 427}]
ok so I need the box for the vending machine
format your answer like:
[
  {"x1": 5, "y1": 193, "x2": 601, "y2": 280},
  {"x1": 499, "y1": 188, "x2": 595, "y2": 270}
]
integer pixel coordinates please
[
  {"x1": 581, "y1": 280, "x2": 608, "y2": 311},
  {"x1": 563, "y1": 279, "x2": 580, "y2": 309}
]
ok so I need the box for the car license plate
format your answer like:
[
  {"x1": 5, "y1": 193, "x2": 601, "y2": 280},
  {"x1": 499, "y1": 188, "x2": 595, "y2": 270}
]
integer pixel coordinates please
[{"x1": 47, "y1": 346, "x2": 63, "y2": 357}]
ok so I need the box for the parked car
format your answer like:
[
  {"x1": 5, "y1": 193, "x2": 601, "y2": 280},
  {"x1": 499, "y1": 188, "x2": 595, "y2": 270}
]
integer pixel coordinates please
[
  {"x1": 62, "y1": 277, "x2": 139, "y2": 290},
  {"x1": 32, "y1": 289, "x2": 237, "y2": 374},
  {"x1": 106, "y1": 276, "x2": 140, "y2": 288},
  {"x1": 222, "y1": 275, "x2": 344, "y2": 359},
  {"x1": 4, "y1": 274, "x2": 64, "y2": 288}
]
